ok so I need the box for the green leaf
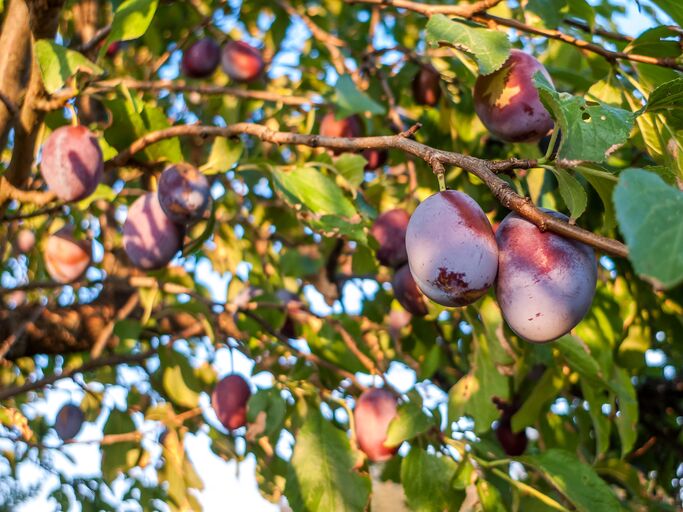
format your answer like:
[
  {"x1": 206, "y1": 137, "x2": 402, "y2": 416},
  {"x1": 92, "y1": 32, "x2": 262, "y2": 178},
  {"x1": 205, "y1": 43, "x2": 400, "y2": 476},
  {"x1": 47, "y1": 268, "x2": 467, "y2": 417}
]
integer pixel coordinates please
[
  {"x1": 644, "y1": 77, "x2": 683, "y2": 114},
  {"x1": 307, "y1": 215, "x2": 367, "y2": 244},
  {"x1": 580, "y1": 382, "x2": 611, "y2": 456},
  {"x1": 113, "y1": 318, "x2": 142, "y2": 354},
  {"x1": 247, "y1": 387, "x2": 287, "y2": 438},
  {"x1": 385, "y1": 401, "x2": 433, "y2": 447},
  {"x1": 158, "y1": 347, "x2": 201, "y2": 409},
  {"x1": 575, "y1": 166, "x2": 617, "y2": 230},
  {"x1": 534, "y1": 73, "x2": 635, "y2": 163},
  {"x1": 334, "y1": 154, "x2": 366, "y2": 188},
  {"x1": 521, "y1": 449, "x2": 621, "y2": 512},
  {"x1": 511, "y1": 368, "x2": 564, "y2": 432},
  {"x1": 140, "y1": 105, "x2": 182, "y2": 163},
  {"x1": 401, "y1": 448, "x2": 462, "y2": 512},
  {"x1": 525, "y1": 0, "x2": 566, "y2": 29},
  {"x1": 449, "y1": 336, "x2": 508, "y2": 433},
  {"x1": 76, "y1": 183, "x2": 118, "y2": 210},
  {"x1": 101, "y1": 409, "x2": 141, "y2": 483},
  {"x1": 555, "y1": 335, "x2": 605, "y2": 385},
  {"x1": 34, "y1": 40, "x2": 104, "y2": 93},
  {"x1": 649, "y1": 0, "x2": 683, "y2": 26},
  {"x1": 332, "y1": 75, "x2": 385, "y2": 117},
  {"x1": 610, "y1": 367, "x2": 638, "y2": 457},
  {"x1": 476, "y1": 479, "x2": 506, "y2": 512},
  {"x1": 613, "y1": 168, "x2": 683, "y2": 288},
  {"x1": 272, "y1": 167, "x2": 356, "y2": 217},
  {"x1": 546, "y1": 167, "x2": 587, "y2": 220},
  {"x1": 103, "y1": 98, "x2": 180, "y2": 163},
  {"x1": 106, "y1": 0, "x2": 158, "y2": 45},
  {"x1": 566, "y1": 0, "x2": 595, "y2": 30},
  {"x1": 426, "y1": 14, "x2": 511, "y2": 75},
  {"x1": 287, "y1": 410, "x2": 370, "y2": 512},
  {"x1": 202, "y1": 137, "x2": 243, "y2": 175}
]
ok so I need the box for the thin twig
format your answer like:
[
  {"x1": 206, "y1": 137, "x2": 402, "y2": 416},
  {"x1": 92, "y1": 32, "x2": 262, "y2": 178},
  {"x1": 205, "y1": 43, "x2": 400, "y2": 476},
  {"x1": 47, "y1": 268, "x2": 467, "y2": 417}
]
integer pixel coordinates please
[
  {"x1": 0, "y1": 306, "x2": 44, "y2": 361},
  {"x1": 90, "y1": 293, "x2": 139, "y2": 358},
  {"x1": 0, "y1": 350, "x2": 156, "y2": 401},
  {"x1": 347, "y1": 0, "x2": 683, "y2": 72}
]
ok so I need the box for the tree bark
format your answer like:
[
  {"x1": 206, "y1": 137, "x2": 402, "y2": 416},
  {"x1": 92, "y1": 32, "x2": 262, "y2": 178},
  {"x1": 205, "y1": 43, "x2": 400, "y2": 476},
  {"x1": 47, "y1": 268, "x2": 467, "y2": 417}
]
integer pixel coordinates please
[
  {"x1": 6, "y1": 0, "x2": 66, "y2": 187},
  {"x1": 0, "y1": 0, "x2": 32, "y2": 151}
]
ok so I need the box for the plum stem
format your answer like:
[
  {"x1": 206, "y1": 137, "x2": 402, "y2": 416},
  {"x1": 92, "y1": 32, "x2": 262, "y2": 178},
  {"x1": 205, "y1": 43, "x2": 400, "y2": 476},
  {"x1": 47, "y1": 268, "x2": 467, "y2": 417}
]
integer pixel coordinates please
[
  {"x1": 539, "y1": 125, "x2": 559, "y2": 164},
  {"x1": 437, "y1": 171, "x2": 446, "y2": 191}
]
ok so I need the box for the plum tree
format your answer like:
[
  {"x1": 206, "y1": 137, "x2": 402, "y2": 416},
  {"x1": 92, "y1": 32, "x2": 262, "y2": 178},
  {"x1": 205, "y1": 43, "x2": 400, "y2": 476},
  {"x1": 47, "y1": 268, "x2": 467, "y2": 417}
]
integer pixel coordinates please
[
  {"x1": 40, "y1": 125, "x2": 104, "y2": 202},
  {"x1": 122, "y1": 193, "x2": 182, "y2": 270},
  {"x1": 319, "y1": 112, "x2": 363, "y2": 155},
  {"x1": 362, "y1": 148, "x2": 388, "y2": 171},
  {"x1": 15, "y1": 229, "x2": 35, "y2": 254},
  {"x1": 392, "y1": 264, "x2": 428, "y2": 317},
  {"x1": 353, "y1": 388, "x2": 398, "y2": 462},
  {"x1": 181, "y1": 38, "x2": 221, "y2": 78},
  {"x1": 54, "y1": 404, "x2": 84, "y2": 441},
  {"x1": 412, "y1": 64, "x2": 441, "y2": 106},
  {"x1": 495, "y1": 210, "x2": 597, "y2": 343},
  {"x1": 406, "y1": 191, "x2": 498, "y2": 307},
  {"x1": 157, "y1": 163, "x2": 211, "y2": 224},
  {"x1": 473, "y1": 49, "x2": 554, "y2": 143},
  {"x1": 370, "y1": 208, "x2": 410, "y2": 268},
  {"x1": 44, "y1": 226, "x2": 92, "y2": 283},
  {"x1": 221, "y1": 40, "x2": 264, "y2": 82},
  {"x1": 211, "y1": 374, "x2": 251, "y2": 430}
]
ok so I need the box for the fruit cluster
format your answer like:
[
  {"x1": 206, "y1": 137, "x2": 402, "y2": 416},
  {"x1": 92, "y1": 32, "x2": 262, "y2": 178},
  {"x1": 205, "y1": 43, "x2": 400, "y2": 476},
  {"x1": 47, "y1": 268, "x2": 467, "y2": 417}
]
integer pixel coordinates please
[
  {"x1": 42, "y1": 48, "x2": 590, "y2": 463},
  {"x1": 372, "y1": 192, "x2": 597, "y2": 344},
  {"x1": 367, "y1": 50, "x2": 596, "y2": 344},
  {"x1": 38, "y1": 123, "x2": 212, "y2": 275},
  {"x1": 181, "y1": 38, "x2": 264, "y2": 83}
]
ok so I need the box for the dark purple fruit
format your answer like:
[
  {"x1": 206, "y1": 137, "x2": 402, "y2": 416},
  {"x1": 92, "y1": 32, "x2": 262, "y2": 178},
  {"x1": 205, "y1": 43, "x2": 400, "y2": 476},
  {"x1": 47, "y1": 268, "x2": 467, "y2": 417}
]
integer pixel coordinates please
[
  {"x1": 157, "y1": 163, "x2": 211, "y2": 224},
  {"x1": 406, "y1": 191, "x2": 498, "y2": 307},
  {"x1": 55, "y1": 404, "x2": 84, "y2": 441},
  {"x1": 495, "y1": 415, "x2": 527, "y2": 456},
  {"x1": 392, "y1": 264, "x2": 428, "y2": 316},
  {"x1": 182, "y1": 38, "x2": 221, "y2": 78},
  {"x1": 40, "y1": 125, "x2": 103, "y2": 202},
  {"x1": 362, "y1": 148, "x2": 388, "y2": 171},
  {"x1": 122, "y1": 192, "x2": 182, "y2": 270},
  {"x1": 354, "y1": 388, "x2": 398, "y2": 462},
  {"x1": 370, "y1": 209, "x2": 410, "y2": 268},
  {"x1": 495, "y1": 210, "x2": 597, "y2": 343},
  {"x1": 474, "y1": 49, "x2": 554, "y2": 143},
  {"x1": 221, "y1": 41, "x2": 264, "y2": 83},
  {"x1": 15, "y1": 229, "x2": 35, "y2": 254},
  {"x1": 319, "y1": 112, "x2": 364, "y2": 155},
  {"x1": 412, "y1": 65, "x2": 441, "y2": 106},
  {"x1": 44, "y1": 226, "x2": 92, "y2": 283},
  {"x1": 212, "y1": 374, "x2": 251, "y2": 430}
]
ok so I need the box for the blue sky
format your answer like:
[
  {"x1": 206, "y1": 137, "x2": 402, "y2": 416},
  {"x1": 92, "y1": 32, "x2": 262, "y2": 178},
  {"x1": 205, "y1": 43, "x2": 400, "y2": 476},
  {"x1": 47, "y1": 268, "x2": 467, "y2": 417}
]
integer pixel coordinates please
[{"x1": 3, "y1": 1, "x2": 672, "y2": 511}]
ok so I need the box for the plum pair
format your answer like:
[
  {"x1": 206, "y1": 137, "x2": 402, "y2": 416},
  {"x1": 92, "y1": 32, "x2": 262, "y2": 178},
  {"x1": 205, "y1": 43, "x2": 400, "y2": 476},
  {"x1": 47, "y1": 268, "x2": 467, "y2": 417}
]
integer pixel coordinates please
[
  {"x1": 406, "y1": 190, "x2": 597, "y2": 343},
  {"x1": 123, "y1": 164, "x2": 211, "y2": 270},
  {"x1": 182, "y1": 39, "x2": 264, "y2": 83}
]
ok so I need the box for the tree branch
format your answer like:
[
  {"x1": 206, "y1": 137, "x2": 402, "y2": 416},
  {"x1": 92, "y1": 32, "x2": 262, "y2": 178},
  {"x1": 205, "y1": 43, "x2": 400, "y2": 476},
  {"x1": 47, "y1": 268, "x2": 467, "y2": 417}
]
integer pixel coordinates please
[
  {"x1": 106, "y1": 122, "x2": 628, "y2": 257},
  {"x1": 83, "y1": 78, "x2": 322, "y2": 107},
  {"x1": 0, "y1": 350, "x2": 157, "y2": 401},
  {"x1": 347, "y1": 0, "x2": 683, "y2": 72}
]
